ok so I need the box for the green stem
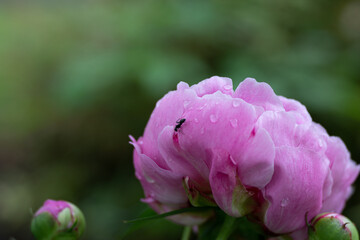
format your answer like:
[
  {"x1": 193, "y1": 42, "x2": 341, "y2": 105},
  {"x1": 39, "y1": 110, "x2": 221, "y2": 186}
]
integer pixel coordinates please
[
  {"x1": 216, "y1": 215, "x2": 236, "y2": 240},
  {"x1": 181, "y1": 226, "x2": 192, "y2": 240}
]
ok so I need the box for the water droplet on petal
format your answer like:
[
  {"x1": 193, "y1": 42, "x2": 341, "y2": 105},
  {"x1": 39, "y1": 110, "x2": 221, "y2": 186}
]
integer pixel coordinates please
[
  {"x1": 197, "y1": 105, "x2": 205, "y2": 110},
  {"x1": 281, "y1": 198, "x2": 289, "y2": 207},
  {"x1": 223, "y1": 85, "x2": 233, "y2": 91},
  {"x1": 210, "y1": 114, "x2": 218, "y2": 123},
  {"x1": 194, "y1": 118, "x2": 199, "y2": 123},
  {"x1": 232, "y1": 100, "x2": 241, "y2": 107},
  {"x1": 229, "y1": 155, "x2": 236, "y2": 165},
  {"x1": 183, "y1": 101, "x2": 191, "y2": 108},
  {"x1": 145, "y1": 176, "x2": 155, "y2": 183},
  {"x1": 318, "y1": 139, "x2": 325, "y2": 149},
  {"x1": 139, "y1": 140, "x2": 144, "y2": 145},
  {"x1": 143, "y1": 171, "x2": 155, "y2": 183},
  {"x1": 230, "y1": 119, "x2": 238, "y2": 128}
]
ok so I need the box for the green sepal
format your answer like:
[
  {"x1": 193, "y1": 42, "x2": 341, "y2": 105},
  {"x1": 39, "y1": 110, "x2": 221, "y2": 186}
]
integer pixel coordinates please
[
  {"x1": 232, "y1": 179, "x2": 257, "y2": 216},
  {"x1": 31, "y1": 212, "x2": 57, "y2": 240},
  {"x1": 183, "y1": 176, "x2": 217, "y2": 207},
  {"x1": 68, "y1": 203, "x2": 86, "y2": 237}
]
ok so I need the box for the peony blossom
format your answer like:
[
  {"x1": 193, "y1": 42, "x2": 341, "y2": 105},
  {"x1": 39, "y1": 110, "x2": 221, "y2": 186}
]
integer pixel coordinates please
[{"x1": 130, "y1": 76, "x2": 359, "y2": 237}]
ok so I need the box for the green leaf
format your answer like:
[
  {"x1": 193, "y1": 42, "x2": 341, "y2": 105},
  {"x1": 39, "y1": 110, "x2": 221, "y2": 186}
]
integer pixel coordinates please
[
  {"x1": 119, "y1": 207, "x2": 156, "y2": 240},
  {"x1": 123, "y1": 206, "x2": 216, "y2": 224}
]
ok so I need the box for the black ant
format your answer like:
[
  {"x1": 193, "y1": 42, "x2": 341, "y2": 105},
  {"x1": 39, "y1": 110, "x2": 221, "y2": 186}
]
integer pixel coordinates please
[{"x1": 174, "y1": 118, "x2": 186, "y2": 132}]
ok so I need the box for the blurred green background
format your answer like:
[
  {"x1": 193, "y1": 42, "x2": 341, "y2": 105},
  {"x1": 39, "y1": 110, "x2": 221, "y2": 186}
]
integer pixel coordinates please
[{"x1": 0, "y1": 0, "x2": 359, "y2": 239}]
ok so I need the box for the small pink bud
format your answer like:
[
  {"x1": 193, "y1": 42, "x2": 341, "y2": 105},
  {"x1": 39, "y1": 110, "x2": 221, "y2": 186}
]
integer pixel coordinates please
[{"x1": 31, "y1": 199, "x2": 86, "y2": 240}]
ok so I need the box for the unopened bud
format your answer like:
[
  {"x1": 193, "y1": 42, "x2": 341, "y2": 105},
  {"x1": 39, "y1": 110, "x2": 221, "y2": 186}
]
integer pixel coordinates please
[
  {"x1": 308, "y1": 212, "x2": 359, "y2": 240},
  {"x1": 31, "y1": 199, "x2": 86, "y2": 240}
]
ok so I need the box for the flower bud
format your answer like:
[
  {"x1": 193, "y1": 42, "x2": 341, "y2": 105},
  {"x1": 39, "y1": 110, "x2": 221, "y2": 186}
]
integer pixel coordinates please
[
  {"x1": 31, "y1": 199, "x2": 86, "y2": 240},
  {"x1": 308, "y1": 213, "x2": 359, "y2": 240}
]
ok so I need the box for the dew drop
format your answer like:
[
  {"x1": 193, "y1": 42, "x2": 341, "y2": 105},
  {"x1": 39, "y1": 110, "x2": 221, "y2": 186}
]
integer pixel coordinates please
[
  {"x1": 232, "y1": 100, "x2": 241, "y2": 108},
  {"x1": 223, "y1": 85, "x2": 233, "y2": 91},
  {"x1": 197, "y1": 105, "x2": 205, "y2": 110},
  {"x1": 281, "y1": 198, "x2": 289, "y2": 207},
  {"x1": 139, "y1": 140, "x2": 144, "y2": 145},
  {"x1": 194, "y1": 118, "x2": 199, "y2": 123},
  {"x1": 183, "y1": 100, "x2": 191, "y2": 108},
  {"x1": 142, "y1": 168, "x2": 155, "y2": 183},
  {"x1": 210, "y1": 114, "x2": 218, "y2": 123},
  {"x1": 230, "y1": 119, "x2": 238, "y2": 128},
  {"x1": 229, "y1": 155, "x2": 236, "y2": 165},
  {"x1": 318, "y1": 139, "x2": 324, "y2": 148},
  {"x1": 145, "y1": 175, "x2": 155, "y2": 183}
]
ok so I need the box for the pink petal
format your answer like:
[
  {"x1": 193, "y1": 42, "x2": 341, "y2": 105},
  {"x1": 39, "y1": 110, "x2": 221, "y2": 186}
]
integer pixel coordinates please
[
  {"x1": 141, "y1": 86, "x2": 198, "y2": 169},
  {"x1": 178, "y1": 91, "x2": 257, "y2": 161},
  {"x1": 279, "y1": 96, "x2": 312, "y2": 124},
  {"x1": 293, "y1": 123, "x2": 328, "y2": 154},
  {"x1": 236, "y1": 127, "x2": 275, "y2": 189},
  {"x1": 130, "y1": 138, "x2": 188, "y2": 205},
  {"x1": 263, "y1": 146, "x2": 329, "y2": 234},
  {"x1": 321, "y1": 137, "x2": 360, "y2": 213},
  {"x1": 190, "y1": 76, "x2": 233, "y2": 97},
  {"x1": 35, "y1": 200, "x2": 73, "y2": 219},
  {"x1": 209, "y1": 150, "x2": 256, "y2": 217},
  {"x1": 256, "y1": 111, "x2": 297, "y2": 147},
  {"x1": 157, "y1": 126, "x2": 210, "y2": 189},
  {"x1": 234, "y1": 78, "x2": 284, "y2": 111}
]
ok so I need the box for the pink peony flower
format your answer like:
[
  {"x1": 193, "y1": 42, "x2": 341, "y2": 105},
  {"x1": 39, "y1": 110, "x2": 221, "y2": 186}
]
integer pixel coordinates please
[{"x1": 130, "y1": 76, "x2": 359, "y2": 236}]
